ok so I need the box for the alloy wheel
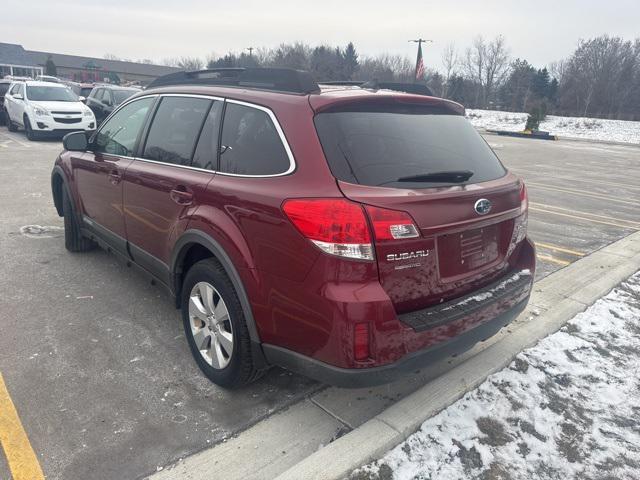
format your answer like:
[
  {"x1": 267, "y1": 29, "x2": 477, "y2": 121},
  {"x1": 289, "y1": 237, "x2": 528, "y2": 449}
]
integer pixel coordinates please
[{"x1": 188, "y1": 281, "x2": 234, "y2": 369}]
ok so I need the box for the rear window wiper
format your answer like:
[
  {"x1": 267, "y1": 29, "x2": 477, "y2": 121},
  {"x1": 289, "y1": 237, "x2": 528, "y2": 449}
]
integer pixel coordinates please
[{"x1": 396, "y1": 170, "x2": 474, "y2": 183}]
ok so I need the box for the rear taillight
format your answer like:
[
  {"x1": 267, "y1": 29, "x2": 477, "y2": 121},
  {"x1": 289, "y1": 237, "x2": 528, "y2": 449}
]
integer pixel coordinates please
[
  {"x1": 354, "y1": 322, "x2": 370, "y2": 361},
  {"x1": 519, "y1": 181, "x2": 528, "y2": 213},
  {"x1": 282, "y1": 198, "x2": 373, "y2": 260},
  {"x1": 508, "y1": 180, "x2": 529, "y2": 256},
  {"x1": 365, "y1": 206, "x2": 420, "y2": 241}
]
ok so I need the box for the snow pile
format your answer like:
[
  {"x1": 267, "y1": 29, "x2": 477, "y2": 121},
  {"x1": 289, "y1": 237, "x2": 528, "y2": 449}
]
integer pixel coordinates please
[
  {"x1": 352, "y1": 272, "x2": 640, "y2": 480},
  {"x1": 466, "y1": 109, "x2": 640, "y2": 144}
]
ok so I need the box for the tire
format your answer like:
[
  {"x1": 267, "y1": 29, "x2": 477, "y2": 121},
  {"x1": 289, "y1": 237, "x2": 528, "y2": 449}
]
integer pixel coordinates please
[
  {"x1": 0, "y1": 110, "x2": 5, "y2": 126},
  {"x1": 181, "y1": 258, "x2": 261, "y2": 388},
  {"x1": 62, "y1": 186, "x2": 94, "y2": 252},
  {"x1": 24, "y1": 115, "x2": 38, "y2": 141},
  {"x1": 7, "y1": 116, "x2": 17, "y2": 132}
]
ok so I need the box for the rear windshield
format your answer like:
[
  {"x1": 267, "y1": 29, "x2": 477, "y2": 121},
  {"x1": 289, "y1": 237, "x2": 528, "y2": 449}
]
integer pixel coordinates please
[
  {"x1": 113, "y1": 89, "x2": 137, "y2": 105},
  {"x1": 314, "y1": 105, "x2": 506, "y2": 188}
]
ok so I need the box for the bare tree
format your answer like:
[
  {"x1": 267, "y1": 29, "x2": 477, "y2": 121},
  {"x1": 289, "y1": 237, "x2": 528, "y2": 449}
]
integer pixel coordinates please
[
  {"x1": 161, "y1": 57, "x2": 181, "y2": 67},
  {"x1": 103, "y1": 53, "x2": 121, "y2": 61},
  {"x1": 441, "y1": 42, "x2": 458, "y2": 97},
  {"x1": 463, "y1": 35, "x2": 510, "y2": 107},
  {"x1": 177, "y1": 56, "x2": 204, "y2": 71}
]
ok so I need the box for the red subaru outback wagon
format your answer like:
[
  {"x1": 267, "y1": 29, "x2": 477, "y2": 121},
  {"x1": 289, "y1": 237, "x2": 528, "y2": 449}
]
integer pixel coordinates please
[{"x1": 51, "y1": 68, "x2": 535, "y2": 388}]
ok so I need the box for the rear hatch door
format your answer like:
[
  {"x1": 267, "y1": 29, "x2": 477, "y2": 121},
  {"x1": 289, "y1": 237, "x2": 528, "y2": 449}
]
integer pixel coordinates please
[{"x1": 314, "y1": 99, "x2": 521, "y2": 313}]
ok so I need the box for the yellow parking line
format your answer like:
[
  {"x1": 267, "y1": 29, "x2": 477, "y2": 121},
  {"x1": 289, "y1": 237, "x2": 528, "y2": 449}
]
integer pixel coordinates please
[
  {"x1": 535, "y1": 241, "x2": 585, "y2": 257},
  {"x1": 530, "y1": 207, "x2": 640, "y2": 231},
  {"x1": 531, "y1": 202, "x2": 640, "y2": 227},
  {"x1": 0, "y1": 372, "x2": 45, "y2": 480},
  {"x1": 536, "y1": 254, "x2": 571, "y2": 266},
  {"x1": 526, "y1": 182, "x2": 640, "y2": 207}
]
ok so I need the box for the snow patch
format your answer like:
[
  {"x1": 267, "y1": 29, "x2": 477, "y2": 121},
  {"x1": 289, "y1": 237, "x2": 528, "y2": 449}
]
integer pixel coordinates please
[
  {"x1": 353, "y1": 271, "x2": 640, "y2": 480},
  {"x1": 466, "y1": 109, "x2": 640, "y2": 144}
]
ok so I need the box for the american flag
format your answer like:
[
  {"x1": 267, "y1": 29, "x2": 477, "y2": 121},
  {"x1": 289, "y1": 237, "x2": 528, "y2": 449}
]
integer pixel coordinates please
[{"x1": 415, "y1": 43, "x2": 426, "y2": 81}]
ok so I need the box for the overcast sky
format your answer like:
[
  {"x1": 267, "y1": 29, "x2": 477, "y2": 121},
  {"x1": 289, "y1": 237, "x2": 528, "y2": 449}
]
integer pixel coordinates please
[{"x1": 3, "y1": 0, "x2": 638, "y2": 69}]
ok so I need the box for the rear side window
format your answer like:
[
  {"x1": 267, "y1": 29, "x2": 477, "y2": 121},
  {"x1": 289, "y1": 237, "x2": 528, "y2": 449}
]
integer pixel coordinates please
[
  {"x1": 219, "y1": 103, "x2": 291, "y2": 176},
  {"x1": 0, "y1": 83, "x2": 11, "y2": 96},
  {"x1": 93, "y1": 97, "x2": 154, "y2": 156},
  {"x1": 192, "y1": 101, "x2": 223, "y2": 171},
  {"x1": 314, "y1": 105, "x2": 506, "y2": 188},
  {"x1": 143, "y1": 97, "x2": 211, "y2": 166}
]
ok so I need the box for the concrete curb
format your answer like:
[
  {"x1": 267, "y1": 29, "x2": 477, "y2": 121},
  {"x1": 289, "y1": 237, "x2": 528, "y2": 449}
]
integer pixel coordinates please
[{"x1": 274, "y1": 231, "x2": 640, "y2": 480}]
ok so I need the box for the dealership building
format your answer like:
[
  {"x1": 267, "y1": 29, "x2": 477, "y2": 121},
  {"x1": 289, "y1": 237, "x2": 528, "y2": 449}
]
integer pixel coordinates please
[{"x1": 0, "y1": 42, "x2": 179, "y2": 84}]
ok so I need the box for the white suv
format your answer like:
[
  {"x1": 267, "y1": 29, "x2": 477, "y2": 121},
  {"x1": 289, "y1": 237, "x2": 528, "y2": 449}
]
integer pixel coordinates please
[{"x1": 4, "y1": 81, "x2": 96, "y2": 140}]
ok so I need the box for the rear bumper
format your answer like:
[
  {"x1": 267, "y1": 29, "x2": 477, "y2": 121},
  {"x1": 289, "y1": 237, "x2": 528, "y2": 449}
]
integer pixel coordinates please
[{"x1": 263, "y1": 295, "x2": 529, "y2": 388}]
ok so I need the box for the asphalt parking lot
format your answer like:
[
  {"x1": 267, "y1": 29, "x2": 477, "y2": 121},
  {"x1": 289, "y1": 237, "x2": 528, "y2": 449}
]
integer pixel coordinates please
[{"x1": 0, "y1": 127, "x2": 639, "y2": 480}]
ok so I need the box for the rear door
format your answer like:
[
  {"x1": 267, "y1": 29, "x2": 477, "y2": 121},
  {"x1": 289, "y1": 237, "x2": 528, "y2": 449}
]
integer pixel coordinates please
[
  {"x1": 122, "y1": 95, "x2": 220, "y2": 282},
  {"x1": 314, "y1": 103, "x2": 521, "y2": 313}
]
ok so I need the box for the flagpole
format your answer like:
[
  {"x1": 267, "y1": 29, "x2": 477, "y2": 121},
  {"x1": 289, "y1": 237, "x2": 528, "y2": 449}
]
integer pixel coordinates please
[{"x1": 409, "y1": 38, "x2": 433, "y2": 83}]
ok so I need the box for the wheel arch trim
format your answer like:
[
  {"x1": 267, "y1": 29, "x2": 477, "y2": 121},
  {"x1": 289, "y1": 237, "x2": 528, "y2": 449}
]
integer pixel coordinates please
[{"x1": 171, "y1": 229, "x2": 261, "y2": 343}]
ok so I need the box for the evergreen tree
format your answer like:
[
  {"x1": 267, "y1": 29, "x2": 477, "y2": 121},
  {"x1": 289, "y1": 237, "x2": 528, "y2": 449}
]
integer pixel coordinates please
[
  {"x1": 45, "y1": 55, "x2": 57, "y2": 76},
  {"x1": 343, "y1": 42, "x2": 359, "y2": 80}
]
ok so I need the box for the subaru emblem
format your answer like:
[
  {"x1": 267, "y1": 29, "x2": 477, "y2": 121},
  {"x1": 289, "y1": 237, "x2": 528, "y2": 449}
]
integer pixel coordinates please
[{"x1": 474, "y1": 198, "x2": 491, "y2": 215}]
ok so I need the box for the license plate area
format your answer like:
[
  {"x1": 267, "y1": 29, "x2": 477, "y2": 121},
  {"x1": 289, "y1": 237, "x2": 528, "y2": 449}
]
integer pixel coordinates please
[{"x1": 438, "y1": 225, "x2": 499, "y2": 279}]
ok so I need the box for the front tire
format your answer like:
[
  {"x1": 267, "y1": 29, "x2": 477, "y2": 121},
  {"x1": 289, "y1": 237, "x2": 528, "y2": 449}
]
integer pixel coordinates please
[
  {"x1": 181, "y1": 259, "x2": 261, "y2": 388},
  {"x1": 62, "y1": 186, "x2": 95, "y2": 252},
  {"x1": 24, "y1": 116, "x2": 38, "y2": 141},
  {"x1": 7, "y1": 116, "x2": 17, "y2": 132}
]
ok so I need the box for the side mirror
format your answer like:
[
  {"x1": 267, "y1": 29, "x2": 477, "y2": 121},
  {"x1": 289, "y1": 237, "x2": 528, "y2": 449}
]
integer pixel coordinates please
[
  {"x1": 13, "y1": 93, "x2": 23, "y2": 100},
  {"x1": 79, "y1": 96, "x2": 86, "y2": 103},
  {"x1": 63, "y1": 131, "x2": 88, "y2": 152}
]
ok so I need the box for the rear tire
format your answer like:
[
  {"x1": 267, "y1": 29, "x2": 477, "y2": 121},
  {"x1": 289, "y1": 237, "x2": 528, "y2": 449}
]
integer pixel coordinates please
[
  {"x1": 181, "y1": 258, "x2": 262, "y2": 388},
  {"x1": 62, "y1": 186, "x2": 95, "y2": 252},
  {"x1": 24, "y1": 116, "x2": 38, "y2": 141}
]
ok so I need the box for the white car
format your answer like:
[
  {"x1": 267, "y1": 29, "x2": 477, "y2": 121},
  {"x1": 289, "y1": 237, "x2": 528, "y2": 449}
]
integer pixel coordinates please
[{"x1": 3, "y1": 81, "x2": 96, "y2": 140}]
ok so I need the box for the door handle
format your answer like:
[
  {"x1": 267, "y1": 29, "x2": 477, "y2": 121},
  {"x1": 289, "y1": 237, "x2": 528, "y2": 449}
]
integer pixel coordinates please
[
  {"x1": 108, "y1": 169, "x2": 121, "y2": 185},
  {"x1": 170, "y1": 186, "x2": 194, "y2": 205}
]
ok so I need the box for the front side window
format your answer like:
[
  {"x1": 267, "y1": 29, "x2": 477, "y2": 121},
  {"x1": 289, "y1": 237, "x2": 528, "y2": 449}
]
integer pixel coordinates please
[
  {"x1": 93, "y1": 97, "x2": 154, "y2": 156},
  {"x1": 142, "y1": 97, "x2": 211, "y2": 166},
  {"x1": 26, "y1": 85, "x2": 77, "y2": 102},
  {"x1": 219, "y1": 103, "x2": 290, "y2": 176}
]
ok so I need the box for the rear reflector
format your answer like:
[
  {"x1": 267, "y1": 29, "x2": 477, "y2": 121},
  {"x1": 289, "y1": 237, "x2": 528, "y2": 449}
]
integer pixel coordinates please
[
  {"x1": 354, "y1": 323, "x2": 370, "y2": 361},
  {"x1": 282, "y1": 198, "x2": 373, "y2": 260},
  {"x1": 365, "y1": 206, "x2": 420, "y2": 241}
]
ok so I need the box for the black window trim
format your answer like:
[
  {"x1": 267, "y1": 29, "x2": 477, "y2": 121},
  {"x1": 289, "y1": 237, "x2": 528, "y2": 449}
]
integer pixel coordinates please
[{"x1": 97, "y1": 93, "x2": 297, "y2": 177}]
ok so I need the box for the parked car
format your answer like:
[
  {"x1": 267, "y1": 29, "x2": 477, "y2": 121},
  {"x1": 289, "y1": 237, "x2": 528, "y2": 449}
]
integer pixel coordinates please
[
  {"x1": 51, "y1": 68, "x2": 535, "y2": 388},
  {"x1": 4, "y1": 80, "x2": 96, "y2": 140},
  {"x1": 63, "y1": 81, "x2": 96, "y2": 102},
  {"x1": 35, "y1": 75, "x2": 61, "y2": 83},
  {"x1": 0, "y1": 78, "x2": 12, "y2": 125},
  {"x1": 85, "y1": 85, "x2": 140, "y2": 125}
]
